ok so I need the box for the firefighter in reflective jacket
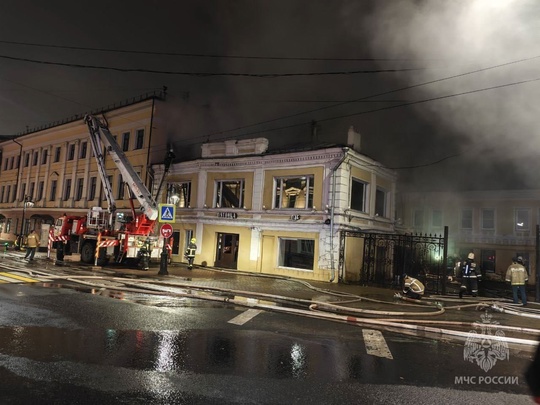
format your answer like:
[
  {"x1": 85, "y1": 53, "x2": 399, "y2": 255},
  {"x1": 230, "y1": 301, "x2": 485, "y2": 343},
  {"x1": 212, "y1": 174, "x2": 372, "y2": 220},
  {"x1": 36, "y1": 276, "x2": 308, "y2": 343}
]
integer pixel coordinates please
[
  {"x1": 459, "y1": 252, "x2": 481, "y2": 298},
  {"x1": 185, "y1": 238, "x2": 197, "y2": 270},
  {"x1": 402, "y1": 274, "x2": 425, "y2": 299}
]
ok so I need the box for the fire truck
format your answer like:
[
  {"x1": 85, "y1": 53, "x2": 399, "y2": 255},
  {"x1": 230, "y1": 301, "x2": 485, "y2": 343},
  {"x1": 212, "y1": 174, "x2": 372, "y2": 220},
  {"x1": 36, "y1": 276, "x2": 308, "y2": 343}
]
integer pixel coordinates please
[{"x1": 52, "y1": 114, "x2": 165, "y2": 266}]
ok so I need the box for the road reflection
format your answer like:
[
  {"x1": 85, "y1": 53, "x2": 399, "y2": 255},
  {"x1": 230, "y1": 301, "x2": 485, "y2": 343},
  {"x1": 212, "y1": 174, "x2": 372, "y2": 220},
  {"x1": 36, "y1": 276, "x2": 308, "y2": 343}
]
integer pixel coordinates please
[{"x1": 0, "y1": 325, "x2": 399, "y2": 382}]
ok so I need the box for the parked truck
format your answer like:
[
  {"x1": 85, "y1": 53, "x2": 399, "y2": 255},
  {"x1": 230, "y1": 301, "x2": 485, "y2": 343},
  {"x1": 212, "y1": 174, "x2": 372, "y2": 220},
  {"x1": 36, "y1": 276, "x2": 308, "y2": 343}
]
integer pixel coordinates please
[{"x1": 52, "y1": 114, "x2": 164, "y2": 267}]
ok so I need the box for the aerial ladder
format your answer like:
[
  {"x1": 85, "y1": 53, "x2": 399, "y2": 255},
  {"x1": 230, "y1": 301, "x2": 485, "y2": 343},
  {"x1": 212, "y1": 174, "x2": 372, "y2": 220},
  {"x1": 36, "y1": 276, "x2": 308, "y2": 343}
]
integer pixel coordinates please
[{"x1": 52, "y1": 115, "x2": 166, "y2": 266}]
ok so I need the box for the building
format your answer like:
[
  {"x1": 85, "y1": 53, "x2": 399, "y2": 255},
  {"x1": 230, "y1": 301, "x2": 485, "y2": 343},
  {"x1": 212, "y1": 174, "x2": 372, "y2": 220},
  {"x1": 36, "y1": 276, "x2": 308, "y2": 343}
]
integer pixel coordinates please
[
  {"x1": 398, "y1": 189, "x2": 539, "y2": 284},
  {"x1": 0, "y1": 90, "x2": 168, "y2": 246},
  {"x1": 154, "y1": 128, "x2": 398, "y2": 282}
]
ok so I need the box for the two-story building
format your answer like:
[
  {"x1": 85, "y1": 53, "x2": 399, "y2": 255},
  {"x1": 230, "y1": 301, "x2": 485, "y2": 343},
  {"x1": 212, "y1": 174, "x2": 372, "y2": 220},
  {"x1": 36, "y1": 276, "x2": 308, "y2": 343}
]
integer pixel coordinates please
[{"x1": 153, "y1": 128, "x2": 398, "y2": 283}]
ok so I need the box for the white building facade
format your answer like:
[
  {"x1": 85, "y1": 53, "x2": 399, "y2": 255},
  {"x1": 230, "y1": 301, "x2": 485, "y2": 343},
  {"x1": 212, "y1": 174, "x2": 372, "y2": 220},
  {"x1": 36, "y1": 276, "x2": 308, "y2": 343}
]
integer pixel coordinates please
[{"x1": 155, "y1": 133, "x2": 397, "y2": 283}]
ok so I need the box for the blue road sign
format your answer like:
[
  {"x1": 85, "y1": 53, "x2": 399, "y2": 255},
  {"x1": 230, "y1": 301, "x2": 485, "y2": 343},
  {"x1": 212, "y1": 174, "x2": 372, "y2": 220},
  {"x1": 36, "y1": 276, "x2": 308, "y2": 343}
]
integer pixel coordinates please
[{"x1": 159, "y1": 204, "x2": 176, "y2": 223}]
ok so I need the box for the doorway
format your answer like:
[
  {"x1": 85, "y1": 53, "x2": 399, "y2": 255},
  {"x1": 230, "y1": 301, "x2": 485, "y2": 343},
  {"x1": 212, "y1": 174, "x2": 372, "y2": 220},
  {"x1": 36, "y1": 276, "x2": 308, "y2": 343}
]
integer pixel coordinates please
[
  {"x1": 215, "y1": 232, "x2": 239, "y2": 269},
  {"x1": 171, "y1": 231, "x2": 180, "y2": 255}
]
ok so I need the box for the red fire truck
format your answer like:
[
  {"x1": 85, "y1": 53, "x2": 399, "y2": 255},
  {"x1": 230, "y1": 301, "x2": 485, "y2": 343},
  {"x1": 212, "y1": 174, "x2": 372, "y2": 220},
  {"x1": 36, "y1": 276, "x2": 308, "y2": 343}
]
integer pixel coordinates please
[{"x1": 52, "y1": 115, "x2": 167, "y2": 266}]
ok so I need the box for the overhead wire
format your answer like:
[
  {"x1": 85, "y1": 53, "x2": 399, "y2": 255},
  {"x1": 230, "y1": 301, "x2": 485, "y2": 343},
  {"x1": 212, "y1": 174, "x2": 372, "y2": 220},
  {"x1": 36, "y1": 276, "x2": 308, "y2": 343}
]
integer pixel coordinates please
[
  {"x1": 0, "y1": 39, "x2": 431, "y2": 62},
  {"x1": 0, "y1": 54, "x2": 424, "y2": 77}
]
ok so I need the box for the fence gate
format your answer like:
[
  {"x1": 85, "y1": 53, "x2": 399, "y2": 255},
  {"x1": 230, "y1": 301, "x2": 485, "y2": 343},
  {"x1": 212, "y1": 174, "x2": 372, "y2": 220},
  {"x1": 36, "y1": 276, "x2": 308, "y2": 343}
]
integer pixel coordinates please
[{"x1": 338, "y1": 227, "x2": 448, "y2": 294}]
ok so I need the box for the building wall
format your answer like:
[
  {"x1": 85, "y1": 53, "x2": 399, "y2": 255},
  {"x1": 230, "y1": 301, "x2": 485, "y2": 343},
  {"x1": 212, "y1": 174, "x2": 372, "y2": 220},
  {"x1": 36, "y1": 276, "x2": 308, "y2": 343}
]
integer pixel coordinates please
[
  {"x1": 398, "y1": 189, "x2": 540, "y2": 284},
  {"x1": 158, "y1": 143, "x2": 398, "y2": 283}
]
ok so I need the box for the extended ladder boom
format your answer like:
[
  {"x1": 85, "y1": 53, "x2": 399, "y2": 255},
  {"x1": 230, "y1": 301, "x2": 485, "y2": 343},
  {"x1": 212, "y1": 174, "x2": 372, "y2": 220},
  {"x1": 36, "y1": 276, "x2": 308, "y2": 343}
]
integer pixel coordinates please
[{"x1": 84, "y1": 115, "x2": 159, "y2": 221}]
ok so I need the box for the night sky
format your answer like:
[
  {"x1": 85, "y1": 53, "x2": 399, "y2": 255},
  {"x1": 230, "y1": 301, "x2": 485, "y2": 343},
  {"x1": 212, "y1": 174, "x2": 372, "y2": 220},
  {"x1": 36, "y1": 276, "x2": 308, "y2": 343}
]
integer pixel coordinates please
[{"x1": 0, "y1": 0, "x2": 539, "y2": 192}]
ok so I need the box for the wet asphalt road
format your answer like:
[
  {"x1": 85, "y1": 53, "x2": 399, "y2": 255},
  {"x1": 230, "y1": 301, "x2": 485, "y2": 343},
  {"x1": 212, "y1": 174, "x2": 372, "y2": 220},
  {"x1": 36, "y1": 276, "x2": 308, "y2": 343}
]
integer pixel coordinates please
[{"x1": 0, "y1": 255, "x2": 537, "y2": 404}]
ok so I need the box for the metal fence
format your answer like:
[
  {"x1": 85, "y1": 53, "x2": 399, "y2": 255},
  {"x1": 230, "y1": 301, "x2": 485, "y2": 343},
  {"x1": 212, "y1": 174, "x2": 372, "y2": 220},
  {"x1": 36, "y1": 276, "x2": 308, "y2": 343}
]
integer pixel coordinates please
[{"x1": 338, "y1": 227, "x2": 449, "y2": 294}]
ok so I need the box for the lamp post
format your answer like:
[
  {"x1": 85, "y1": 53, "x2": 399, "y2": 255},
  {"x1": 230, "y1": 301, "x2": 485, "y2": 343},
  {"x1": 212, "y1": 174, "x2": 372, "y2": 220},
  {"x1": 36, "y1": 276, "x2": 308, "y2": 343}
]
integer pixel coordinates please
[
  {"x1": 17, "y1": 195, "x2": 34, "y2": 250},
  {"x1": 158, "y1": 184, "x2": 179, "y2": 276}
]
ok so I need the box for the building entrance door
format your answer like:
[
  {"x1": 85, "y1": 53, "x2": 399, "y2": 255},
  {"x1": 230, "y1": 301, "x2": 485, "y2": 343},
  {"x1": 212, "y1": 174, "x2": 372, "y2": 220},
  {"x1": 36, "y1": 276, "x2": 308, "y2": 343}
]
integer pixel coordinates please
[{"x1": 215, "y1": 232, "x2": 239, "y2": 269}]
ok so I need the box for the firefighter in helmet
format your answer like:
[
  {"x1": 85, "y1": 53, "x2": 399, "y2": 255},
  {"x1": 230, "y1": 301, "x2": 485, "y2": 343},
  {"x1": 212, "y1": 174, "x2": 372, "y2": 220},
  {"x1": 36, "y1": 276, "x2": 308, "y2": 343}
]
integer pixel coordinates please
[
  {"x1": 459, "y1": 252, "x2": 481, "y2": 298},
  {"x1": 402, "y1": 273, "x2": 425, "y2": 300},
  {"x1": 185, "y1": 237, "x2": 197, "y2": 270}
]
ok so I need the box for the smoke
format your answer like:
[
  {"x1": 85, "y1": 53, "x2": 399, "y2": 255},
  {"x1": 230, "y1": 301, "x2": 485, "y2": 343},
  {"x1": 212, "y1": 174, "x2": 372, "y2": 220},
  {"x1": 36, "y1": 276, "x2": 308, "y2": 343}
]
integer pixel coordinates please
[{"x1": 349, "y1": 0, "x2": 540, "y2": 190}]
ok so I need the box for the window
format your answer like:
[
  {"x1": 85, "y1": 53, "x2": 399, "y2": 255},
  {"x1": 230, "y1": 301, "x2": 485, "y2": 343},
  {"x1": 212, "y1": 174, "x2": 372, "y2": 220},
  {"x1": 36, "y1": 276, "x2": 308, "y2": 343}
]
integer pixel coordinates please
[
  {"x1": 169, "y1": 182, "x2": 191, "y2": 208},
  {"x1": 375, "y1": 187, "x2": 387, "y2": 217},
  {"x1": 461, "y1": 209, "x2": 472, "y2": 230},
  {"x1": 15, "y1": 155, "x2": 19, "y2": 169},
  {"x1": 88, "y1": 177, "x2": 97, "y2": 201},
  {"x1": 5, "y1": 185, "x2": 10, "y2": 203},
  {"x1": 481, "y1": 209, "x2": 495, "y2": 230},
  {"x1": 274, "y1": 176, "x2": 314, "y2": 209},
  {"x1": 42, "y1": 150, "x2": 48, "y2": 165},
  {"x1": 33, "y1": 152, "x2": 38, "y2": 166},
  {"x1": 215, "y1": 180, "x2": 244, "y2": 208},
  {"x1": 515, "y1": 208, "x2": 530, "y2": 231},
  {"x1": 63, "y1": 179, "x2": 71, "y2": 201},
  {"x1": 29, "y1": 182, "x2": 35, "y2": 199},
  {"x1": 135, "y1": 129, "x2": 144, "y2": 149},
  {"x1": 80, "y1": 142, "x2": 87, "y2": 159},
  {"x1": 278, "y1": 238, "x2": 314, "y2": 270},
  {"x1": 481, "y1": 249, "x2": 496, "y2": 273},
  {"x1": 50, "y1": 180, "x2": 57, "y2": 201},
  {"x1": 37, "y1": 181, "x2": 44, "y2": 201},
  {"x1": 122, "y1": 132, "x2": 130, "y2": 152},
  {"x1": 54, "y1": 147, "x2": 61, "y2": 162},
  {"x1": 76, "y1": 178, "x2": 84, "y2": 201},
  {"x1": 9, "y1": 156, "x2": 13, "y2": 170},
  {"x1": 414, "y1": 210, "x2": 424, "y2": 229},
  {"x1": 24, "y1": 153, "x2": 30, "y2": 167},
  {"x1": 3, "y1": 158, "x2": 7, "y2": 170},
  {"x1": 68, "y1": 144, "x2": 75, "y2": 160},
  {"x1": 6, "y1": 218, "x2": 11, "y2": 233},
  {"x1": 20, "y1": 183, "x2": 26, "y2": 201},
  {"x1": 432, "y1": 210, "x2": 442, "y2": 228},
  {"x1": 0, "y1": 186, "x2": 4, "y2": 202},
  {"x1": 350, "y1": 178, "x2": 366, "y2": 212},
  {"x1": 117, "y1": 175, "x2": 125, "y2": 200}
]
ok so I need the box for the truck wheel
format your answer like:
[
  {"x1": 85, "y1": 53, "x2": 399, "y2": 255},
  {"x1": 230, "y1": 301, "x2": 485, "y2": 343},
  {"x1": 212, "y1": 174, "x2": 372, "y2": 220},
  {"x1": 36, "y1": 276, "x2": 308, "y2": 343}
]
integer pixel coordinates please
[{"x1": 80, "y1": 242, "x2": 96, "y2": 264}]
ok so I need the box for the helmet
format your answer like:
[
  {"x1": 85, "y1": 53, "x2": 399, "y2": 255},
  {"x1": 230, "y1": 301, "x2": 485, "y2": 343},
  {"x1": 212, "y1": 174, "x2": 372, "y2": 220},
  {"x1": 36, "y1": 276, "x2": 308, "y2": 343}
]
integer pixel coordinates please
[
  {"x1": 517, "y1": 256, "x2": 523, "y2": 263},
  {"x1": 191, "y1": 238, "x2": 196, "y2": 243},
  {"x1": 467, "y1": 252, "x2": 474, "y2": 260}
]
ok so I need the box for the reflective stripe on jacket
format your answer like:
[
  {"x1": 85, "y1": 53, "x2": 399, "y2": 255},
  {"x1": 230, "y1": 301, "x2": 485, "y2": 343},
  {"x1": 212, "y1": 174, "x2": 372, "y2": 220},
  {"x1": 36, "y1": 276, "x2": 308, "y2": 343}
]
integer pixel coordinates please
[
  {"x1": 403, "y1": 277, "x2": 425, "y2": 295},
  {"x1": 185, "y1": 243, "x2": 197, "y2": 258},
  {"x1": 506, "y1": 263, "x2": 528, "y2": 285}
]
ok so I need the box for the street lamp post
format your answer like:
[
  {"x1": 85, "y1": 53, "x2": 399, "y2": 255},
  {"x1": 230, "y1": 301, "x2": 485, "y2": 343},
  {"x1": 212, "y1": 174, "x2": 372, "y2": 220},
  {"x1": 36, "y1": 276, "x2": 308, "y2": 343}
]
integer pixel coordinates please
[
  {"x1": 17, "y1": 195, "x2": 34, "y2": 250},
  {"x1": 158, "y1": 184, "x2": 179, "y2": 276}
]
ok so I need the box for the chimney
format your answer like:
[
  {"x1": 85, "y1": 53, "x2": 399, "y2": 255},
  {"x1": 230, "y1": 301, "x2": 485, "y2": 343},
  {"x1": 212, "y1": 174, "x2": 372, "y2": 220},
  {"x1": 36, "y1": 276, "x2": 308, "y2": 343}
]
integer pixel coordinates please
[{"x1": 347, "y1": 126, "x2": 361, "y2": 152}]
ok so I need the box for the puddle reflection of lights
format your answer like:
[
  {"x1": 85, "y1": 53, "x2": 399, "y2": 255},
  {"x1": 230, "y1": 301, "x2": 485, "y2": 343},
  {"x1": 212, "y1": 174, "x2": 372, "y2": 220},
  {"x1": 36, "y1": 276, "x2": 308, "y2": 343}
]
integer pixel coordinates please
[
  {"x1": 155, "y1": 331, "x2": 177, "y2": 372},
  {"x1": 290, "y1": 343, "x2": 306, "y2": 377},
  {"x1": 105, "y1": 329, "x2": 119, "y2": 351}
]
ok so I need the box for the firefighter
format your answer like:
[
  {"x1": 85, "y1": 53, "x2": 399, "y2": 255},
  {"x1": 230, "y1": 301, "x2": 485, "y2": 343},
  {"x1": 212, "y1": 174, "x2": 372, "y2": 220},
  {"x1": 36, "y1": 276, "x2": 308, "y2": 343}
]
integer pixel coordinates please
[
  {"x1": 185, "y1": 238, "x2": 197, "y2": 270},
  {"x1": 505, "y1": 256, "x2": 528, "y2": 305},
  {"x1": 137, "y1": 238, "x2": 152, "y2": 271},
  {"x1": 459, "y1": 252, "x2": 481, "y2": 298},
  {"x1": 402, "y1": 274, "x2": 425, "y2": 299},
  {"x1": 23, "y1": 229, "x2": 40, "y2": 261}
]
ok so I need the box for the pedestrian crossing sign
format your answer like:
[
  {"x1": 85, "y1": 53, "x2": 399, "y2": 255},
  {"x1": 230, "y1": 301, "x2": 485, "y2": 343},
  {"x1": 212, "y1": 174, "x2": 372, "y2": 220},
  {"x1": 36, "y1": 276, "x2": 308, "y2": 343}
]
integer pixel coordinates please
[{"x1": 158, "y1": 204, "x2": 176, "y2": 223}]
